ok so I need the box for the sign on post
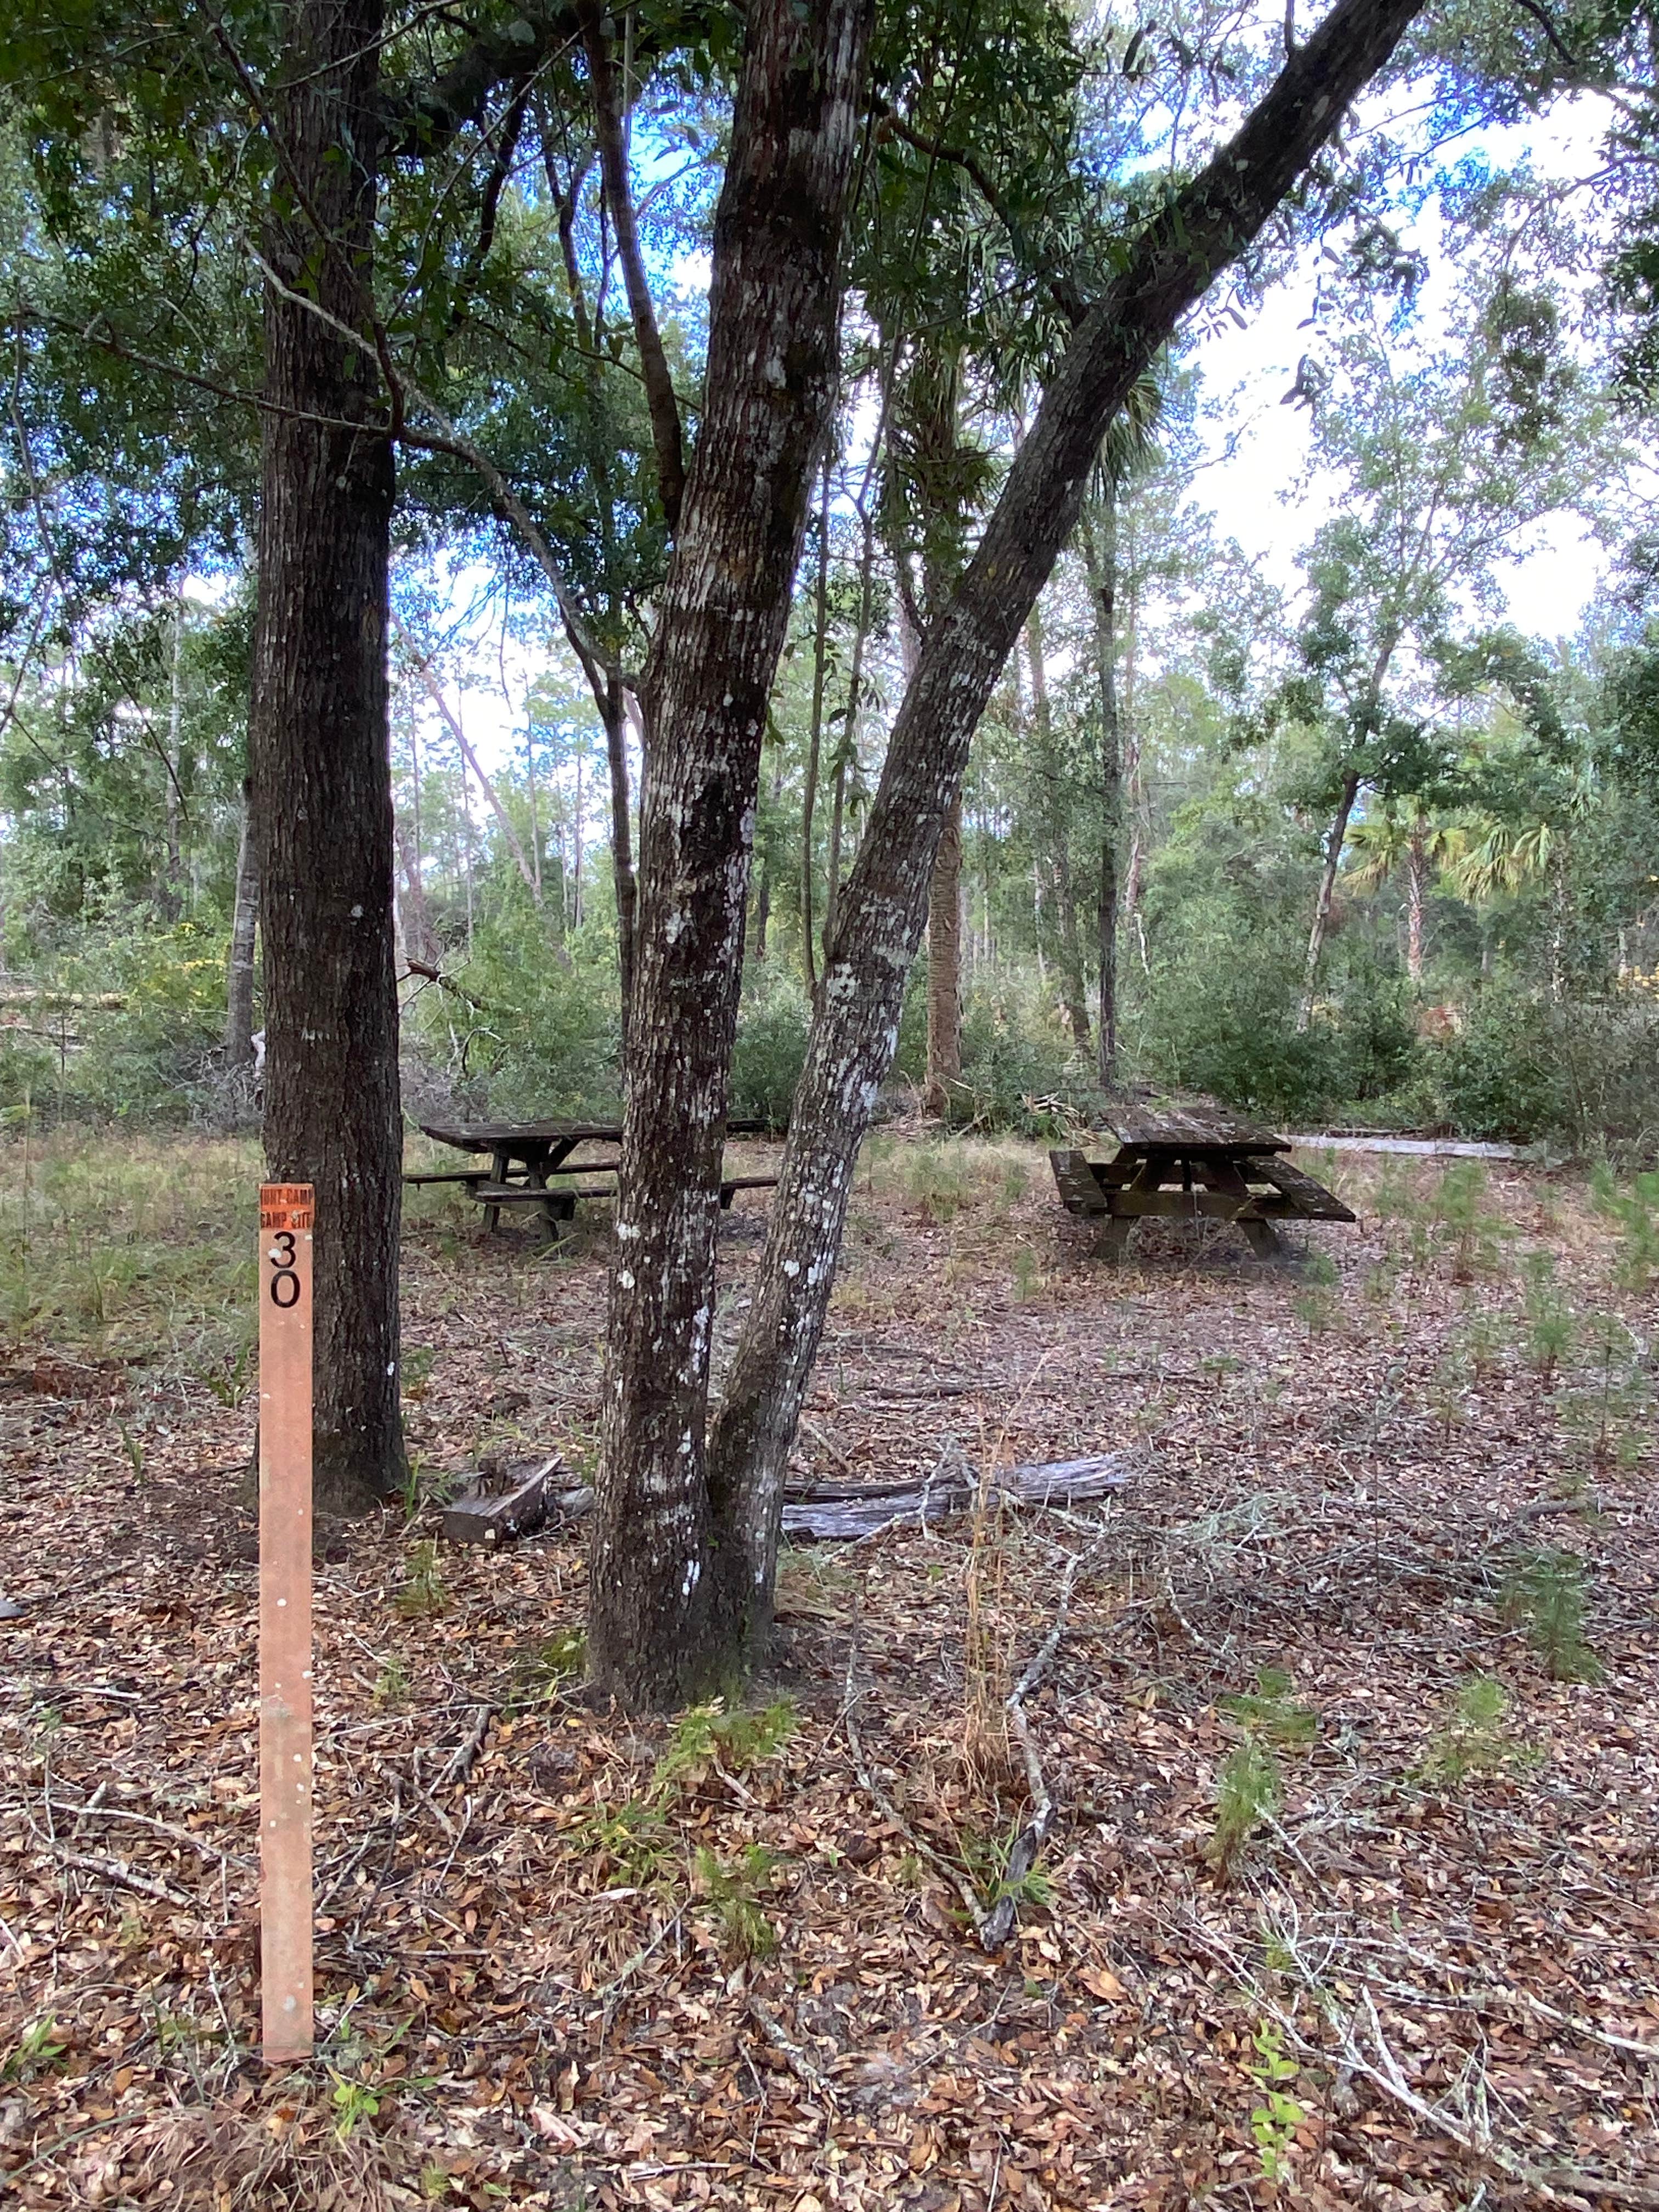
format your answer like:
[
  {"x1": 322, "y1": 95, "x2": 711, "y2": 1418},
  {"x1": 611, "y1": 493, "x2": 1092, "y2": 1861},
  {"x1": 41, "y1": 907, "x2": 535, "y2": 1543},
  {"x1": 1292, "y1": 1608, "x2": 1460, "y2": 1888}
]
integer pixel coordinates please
[{"x1": 258, "y1": 1181, "x2": 314, "y2": 2063}]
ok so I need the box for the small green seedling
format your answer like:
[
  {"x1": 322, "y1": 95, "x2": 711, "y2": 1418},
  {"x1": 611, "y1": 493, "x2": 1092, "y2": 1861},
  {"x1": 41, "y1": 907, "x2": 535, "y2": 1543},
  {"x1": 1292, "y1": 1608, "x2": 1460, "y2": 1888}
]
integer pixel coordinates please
[
  {"x1": 1245, "y1": 2021, "x2": 1305, "y2": 2184},
  {"x1": 691, "y1": 1844, "x2": 783, "y2": 1961},
  {"x1": 1219, "y1": 1668, "x2": 1318, "y2": 1749},
  {"x1": 653, "y1": 1697, "x2": 797, "y2": 1793},
  {"x1": 329, "y1": 2069, "x2": 382, "y2": 2142},
  {"x1": 2, "y1": 2015, "x2": 67, "y2": 2084},
  {"x1": 1502, "y1": 1548, "x2": 1604, "y2": 1682},
  {"x1": 394, "y1": 1539, "x2": 448, "y2": 1621},
  {"x1": 1207, "y1": 1740, "x2": 1282, "y2": 1876},
  {"x1": 1420, "y1": 1673, "x2": 1539, "y2": 1783}
]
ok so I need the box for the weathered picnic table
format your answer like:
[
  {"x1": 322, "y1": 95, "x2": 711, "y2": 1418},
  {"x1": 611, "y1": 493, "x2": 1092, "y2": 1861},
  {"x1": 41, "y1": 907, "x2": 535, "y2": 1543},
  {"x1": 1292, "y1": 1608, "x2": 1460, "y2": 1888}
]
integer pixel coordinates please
[
  {"x1": 1050, "y1": 1102, "x2": 1355, "y2": 1262},
  {"x1": 408, "y1": 1118, "x2": 775, "y2": 1234}
]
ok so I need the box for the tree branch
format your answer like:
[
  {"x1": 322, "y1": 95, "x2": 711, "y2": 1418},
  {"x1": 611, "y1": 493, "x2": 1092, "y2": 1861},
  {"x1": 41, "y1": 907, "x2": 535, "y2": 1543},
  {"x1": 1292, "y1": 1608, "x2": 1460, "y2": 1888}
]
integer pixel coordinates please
[
  {"x1": 876, "y1": 104, "x2": 1086, "y2": 326},
  {"x1": 580, "y1": 2, "x2": 686, "y2": 531}
]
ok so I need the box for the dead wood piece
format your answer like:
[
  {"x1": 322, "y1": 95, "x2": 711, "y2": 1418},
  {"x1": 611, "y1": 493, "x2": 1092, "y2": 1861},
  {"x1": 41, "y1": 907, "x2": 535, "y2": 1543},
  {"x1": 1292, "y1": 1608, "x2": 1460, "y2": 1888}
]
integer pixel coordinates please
[
  {"x1": 747, "y1": 1995, "x2": 836, "y2": 2101},
  {"x1": 438, "y1": 1707, "x2": 494, "y2": 1790},
  {"x1": 782, "y1": 1448, "x2": 1137, "y2": 1540},
  {"x1": 49, "y1": 1846, "x2": 195, "y2": 1910},
  {"x1": 442, "y1": 1455, "x2": 559, "y2": 1545}
]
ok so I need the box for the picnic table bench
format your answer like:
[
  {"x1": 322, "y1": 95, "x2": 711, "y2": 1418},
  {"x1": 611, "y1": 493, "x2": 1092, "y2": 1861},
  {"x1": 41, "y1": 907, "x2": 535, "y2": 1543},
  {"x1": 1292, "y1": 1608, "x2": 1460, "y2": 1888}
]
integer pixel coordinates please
[
  {"x1": 409, "y1": 1118, "x2": 776, "y2": 1236},
  {"x1": 1050, "y1": 1101, "x2": 1355, "y2": 1262}
]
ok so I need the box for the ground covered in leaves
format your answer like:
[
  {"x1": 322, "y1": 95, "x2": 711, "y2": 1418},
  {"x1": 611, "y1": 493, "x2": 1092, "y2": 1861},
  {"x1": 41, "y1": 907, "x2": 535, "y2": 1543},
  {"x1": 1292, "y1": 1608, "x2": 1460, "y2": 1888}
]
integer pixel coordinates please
[{"x1": 2, "y1": 1128, "x2": 1656, "y2": 2210}]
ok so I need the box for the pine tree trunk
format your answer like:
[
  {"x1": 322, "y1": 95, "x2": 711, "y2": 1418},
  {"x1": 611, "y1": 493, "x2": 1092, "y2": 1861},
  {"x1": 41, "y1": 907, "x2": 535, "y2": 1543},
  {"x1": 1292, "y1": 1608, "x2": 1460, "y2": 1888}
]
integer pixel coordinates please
[
  {"x1": 1079, "y1": 493, "x2": 1121, "y2": 1089},
  {"x1": 703, "y1": 0, "x2": 1427, "y2": 1661},
  {"x1": 1025, "y1": 604, "x2": 1091, "y2": 1052},
  {"x1": 1297, "y1": 772, "x2": 1361, "y2": 1033},
  {"x1": 588, "y1": 0, "x2": 872, "y2": 1708},
  {"x1": 251, "y1": 0, "x2": 405, "y2": 1515},
  {"x1": 924, "y1": 797, "x2": 963, "y2": 1113},
  {"x1": 225, "y1": 782, "x2": 259, "y2": 1063}
]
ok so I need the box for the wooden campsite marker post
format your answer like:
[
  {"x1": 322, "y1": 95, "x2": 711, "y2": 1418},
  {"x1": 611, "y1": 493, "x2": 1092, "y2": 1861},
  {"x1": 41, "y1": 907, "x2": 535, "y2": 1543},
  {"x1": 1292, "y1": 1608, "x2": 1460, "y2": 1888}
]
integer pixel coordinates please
[{"x1": 258, "y1": 1181, "x2": 314, "y2": 2063}]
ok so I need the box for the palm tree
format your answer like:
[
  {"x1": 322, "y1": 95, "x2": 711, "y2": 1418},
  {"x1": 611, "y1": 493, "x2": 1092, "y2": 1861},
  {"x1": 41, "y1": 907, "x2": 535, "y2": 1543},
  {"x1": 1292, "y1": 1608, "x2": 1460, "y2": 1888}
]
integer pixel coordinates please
[{"x1": 1346, "y1": 801, "x2": 1468, "y2": 985}]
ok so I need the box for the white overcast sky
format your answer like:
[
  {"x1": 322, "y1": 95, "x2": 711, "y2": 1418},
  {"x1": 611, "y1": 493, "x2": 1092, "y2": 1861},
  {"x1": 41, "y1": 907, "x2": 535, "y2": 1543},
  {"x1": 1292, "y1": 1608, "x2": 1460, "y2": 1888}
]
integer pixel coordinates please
[
  {"x1": 431, "y1": 82, "x2": 1633, "y2": 785},
  {"x1": 1190, "y1": 91, "x2": 1625, "y2": 642}
]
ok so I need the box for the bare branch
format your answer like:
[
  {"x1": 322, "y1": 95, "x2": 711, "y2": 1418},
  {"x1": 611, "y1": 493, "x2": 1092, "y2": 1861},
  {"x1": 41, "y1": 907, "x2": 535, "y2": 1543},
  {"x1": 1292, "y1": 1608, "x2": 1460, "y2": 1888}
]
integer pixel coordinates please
[{"x1": 581, "y1": 2, "x2": 686, "y2": 531}]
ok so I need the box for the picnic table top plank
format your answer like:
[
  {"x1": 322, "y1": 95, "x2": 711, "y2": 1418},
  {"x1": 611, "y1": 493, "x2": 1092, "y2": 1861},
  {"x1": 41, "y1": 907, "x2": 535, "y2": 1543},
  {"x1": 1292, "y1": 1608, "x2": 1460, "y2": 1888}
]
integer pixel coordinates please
[
  {"x1": 1100, "y1": 1101, "x2": 1291, "y2": 1153},
  {"x1": 420, "y1": 1118, "x2": 620, "y2": 1150},
  {"x1": 419, "y1": 1115, "x2": 768, "y2": 1153}
]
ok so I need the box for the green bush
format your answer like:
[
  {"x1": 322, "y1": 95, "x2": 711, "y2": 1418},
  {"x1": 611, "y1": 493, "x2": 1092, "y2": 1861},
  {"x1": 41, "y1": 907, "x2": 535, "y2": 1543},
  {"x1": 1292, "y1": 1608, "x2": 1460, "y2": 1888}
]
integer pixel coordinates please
[{"x1": 729, "y1": 972, "x2": 811, "y2": 1131}]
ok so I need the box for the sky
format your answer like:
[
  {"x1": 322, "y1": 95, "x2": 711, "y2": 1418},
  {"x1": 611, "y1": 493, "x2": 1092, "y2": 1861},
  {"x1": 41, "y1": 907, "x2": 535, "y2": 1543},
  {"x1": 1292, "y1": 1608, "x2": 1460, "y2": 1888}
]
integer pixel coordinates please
[
  {"x1": 424, "y1": 78, "x2": 1635, "y2": 790},
  {"x1": 1189, "y1": 91, "x2": 1627, "y2": 643}
]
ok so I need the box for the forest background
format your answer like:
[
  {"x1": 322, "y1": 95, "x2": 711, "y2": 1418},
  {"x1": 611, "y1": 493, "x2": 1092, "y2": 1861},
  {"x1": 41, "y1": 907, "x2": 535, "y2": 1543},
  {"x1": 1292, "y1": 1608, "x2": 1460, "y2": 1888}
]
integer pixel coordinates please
[{"x1": 2, "y1": 1, "x2": 1658, "y2": 1159}]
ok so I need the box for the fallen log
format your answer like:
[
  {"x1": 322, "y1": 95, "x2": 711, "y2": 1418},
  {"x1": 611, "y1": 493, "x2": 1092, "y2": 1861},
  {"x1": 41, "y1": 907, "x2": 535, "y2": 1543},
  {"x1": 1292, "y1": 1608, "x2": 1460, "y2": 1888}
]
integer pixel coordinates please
[
  {"x1": 453, "y1": 1449, "x2": 1138, "y2": 1547},
  {"x1": 780, "y1": 1450, "x2": 1138, "y2": 1538},
  {"x1": 441, "y1": 1454, "x2": 561, "y2": 1545}
]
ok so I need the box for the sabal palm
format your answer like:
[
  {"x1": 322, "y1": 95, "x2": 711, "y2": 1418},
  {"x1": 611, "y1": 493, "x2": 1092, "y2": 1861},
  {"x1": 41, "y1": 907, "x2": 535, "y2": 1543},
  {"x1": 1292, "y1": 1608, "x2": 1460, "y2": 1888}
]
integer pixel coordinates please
[{"x1": 1346, "y1": 800, "x2": 1468, "y2": 983}]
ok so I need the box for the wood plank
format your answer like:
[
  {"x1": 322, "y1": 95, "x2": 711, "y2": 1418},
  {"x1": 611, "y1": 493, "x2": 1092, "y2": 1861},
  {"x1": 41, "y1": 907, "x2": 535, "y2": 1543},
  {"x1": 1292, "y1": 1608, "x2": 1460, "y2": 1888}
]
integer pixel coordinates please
[
  {"x1": 1049, "y1": 1149, "x2": 1110, "y2": 1216},
  {"x1": 441, "y1": 1458, "x2": 558, "y2": 1546},
  {"x1": 1248, "y1": 1155, "x2": 1358, "y2": 1221},
  {"x1": 1099, "y1": 1099, "x2": 1289, "y2": 1151},
  {"x1": 1108, "y1": 1190, "x2": 1297, "y2": 1219}
]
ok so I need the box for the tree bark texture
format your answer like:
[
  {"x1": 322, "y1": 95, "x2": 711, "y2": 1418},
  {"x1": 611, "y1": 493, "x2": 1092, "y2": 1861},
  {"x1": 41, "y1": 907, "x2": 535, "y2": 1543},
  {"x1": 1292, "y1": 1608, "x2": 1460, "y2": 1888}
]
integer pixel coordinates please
[
  {"x1": 1079, "y1": 494, "x2": 1122, "y2": 1088},
  {"x1": 924, "y1": 795, "x2": 963, "y2": 1113},
  {"x1": 1406, "y1": 822, "x2": 1425, "y2": 985},
  {"x1": 251, "y1": 0, "x2": 406, "y2": 1514},
  {"x1": 703, "y1": 0, "x2": 1428, "y2": 1663},
  {"x1": 225, "y1": 783, "x2": 259, "y2": 1061},
  {"x1": 589, "y1": 0, "x2": 873, "y2": 1706},
  {"x1": 1025, "y1": 604, "x2": 1092, "y2": 1052},
  {"x1": 1296, "y1": 771, "x2": 1361, "y2": 1032},
  {"x1": 581, "y1": 3, "x2": 685, "y2": 533}
]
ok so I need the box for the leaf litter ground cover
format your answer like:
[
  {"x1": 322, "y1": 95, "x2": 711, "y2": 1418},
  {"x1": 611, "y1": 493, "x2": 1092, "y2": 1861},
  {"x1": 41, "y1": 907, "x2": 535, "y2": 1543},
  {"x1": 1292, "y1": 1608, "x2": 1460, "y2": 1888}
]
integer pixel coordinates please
[{"x1": 1, "y1": 1132, "x2": 1656, "y2": 2210}]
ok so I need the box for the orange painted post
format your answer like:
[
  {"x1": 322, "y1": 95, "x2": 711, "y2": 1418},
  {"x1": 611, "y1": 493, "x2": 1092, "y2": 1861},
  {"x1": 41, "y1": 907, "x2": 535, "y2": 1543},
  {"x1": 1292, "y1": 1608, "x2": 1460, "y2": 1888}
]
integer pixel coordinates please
[{"x1": 258, "y1": 1181, "x2": 314, "y2": 2063}]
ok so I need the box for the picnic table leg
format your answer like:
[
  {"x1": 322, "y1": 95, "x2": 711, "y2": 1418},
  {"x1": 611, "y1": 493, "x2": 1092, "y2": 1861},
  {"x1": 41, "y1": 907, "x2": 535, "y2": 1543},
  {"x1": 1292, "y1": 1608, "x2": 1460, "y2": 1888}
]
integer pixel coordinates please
[
  {"x1": 1203, "y1": 1155, "x2": 1283, "y2": 1262},
  {"x1": 1098, "y1": 1151, "x2": 1170, "y2": 1263}
]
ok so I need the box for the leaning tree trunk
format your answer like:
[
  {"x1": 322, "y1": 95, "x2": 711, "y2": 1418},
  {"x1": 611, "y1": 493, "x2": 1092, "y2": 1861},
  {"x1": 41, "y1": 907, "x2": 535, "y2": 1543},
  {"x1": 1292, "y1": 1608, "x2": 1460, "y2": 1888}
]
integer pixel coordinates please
[
  {"x1": 225, "y1": 782, "x2": 259, "y2": 1063},
  {"x1": 704, "y1": 0, "x2": 1429, "y2": 1662},
  {"x1": 251, "y1": 0, "x2": 405, "y2": 1513},
  {"x1": 1296, "y1": 771, "x2": 1361, "y2": 1034},
  {"x1": 588, "y1": 0, "x2": 873, "y2": 1708},
  {"x1": 1079, "y1": 492, "x2": 1122, "y2": 1090}
]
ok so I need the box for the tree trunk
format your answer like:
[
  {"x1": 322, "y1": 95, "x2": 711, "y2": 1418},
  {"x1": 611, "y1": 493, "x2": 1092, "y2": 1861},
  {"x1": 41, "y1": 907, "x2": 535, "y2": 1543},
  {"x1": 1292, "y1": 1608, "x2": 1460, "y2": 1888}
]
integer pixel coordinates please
[
  {"x1": 924, "y1": 797, "x2": 963, "y2": 1114},
  {"x1": 159, "y1": 594, "x2": 185, "y2": 921},
  {"x1": 1297, "y1": 771, "x2": 1361, "y2": 1032},
  {"x1": 800, "y1": 465, "x2": 831, "y2": 997},
  {"x1": 251, "y1": 0, "x2": 405, "y2": 1515},
  {"x1": 702, "y1": 0, "x2": 1427, "y2": 1664},
  {"x1": 588, "y1": 0, "x2": 873, "y2": 1708},
  {"x1": 1025, "y1": 603, "x2": 1091, "y2": 1052},
  {"x1": 604, "y1": 674, "x2": 638, "y2": 1034},
  {"x1": 1079, "y1": 492, "x2": 1121, "y2": 1089},
  {"x1": 225, "y1": 781, "x2": 259, "y2": 1062},
  {"x1": 1406, "y1": 822, "x2": 1425, "y2": 986}
]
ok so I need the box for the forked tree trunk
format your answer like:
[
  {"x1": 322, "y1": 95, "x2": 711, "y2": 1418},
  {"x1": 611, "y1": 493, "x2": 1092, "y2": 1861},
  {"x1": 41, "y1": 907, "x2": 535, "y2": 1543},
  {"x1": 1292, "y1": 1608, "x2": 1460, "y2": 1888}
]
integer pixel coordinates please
[
  {"x1": 225, "y1": 783, "x2": 259, "y2": 1063},
  {"x1": 588, "y1": 0, "x2": 873, "y2": 1706},
  {"x1": 1025, "y1": 603, "x2": 1091, "y2": 1052},
  {"x1": 251, "y1": 0, "x2": 405, "y2": 1514},
  {"x1": 1296, "y1": 770, "x2": 1361, "y2": 1032},
  {"x1": 701, "y1": 0, "x2": 1428, "y2": 1670},
  {"x1": 1079, "y1": 492, "x2": 1121, "y2": 1089}
]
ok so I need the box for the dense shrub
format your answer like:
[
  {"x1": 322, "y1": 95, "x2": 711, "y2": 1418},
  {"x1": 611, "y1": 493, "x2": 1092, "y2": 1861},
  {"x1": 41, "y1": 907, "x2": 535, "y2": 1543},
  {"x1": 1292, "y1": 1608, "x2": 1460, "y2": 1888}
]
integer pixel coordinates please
[{"x1": 729, "y1": 972, "x2": 811, "y2": 1131}]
